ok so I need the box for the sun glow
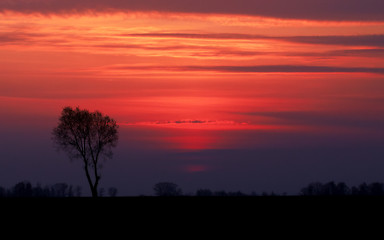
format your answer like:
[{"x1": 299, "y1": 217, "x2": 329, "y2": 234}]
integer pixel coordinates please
[
  {"x1": 1, "y1": 9, "x2": 384, "y2": 152},
  {"x1": 122, "y1": 119, "x2": 290, "y2": 131}
]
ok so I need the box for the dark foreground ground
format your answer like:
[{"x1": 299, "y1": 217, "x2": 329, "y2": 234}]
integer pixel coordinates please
[
  {"x1": 4, "y1": 195, "x2": 384, "y2": 211},
  {"x1": 3, "y1": 196, "x2": 384, "y2": 229}
]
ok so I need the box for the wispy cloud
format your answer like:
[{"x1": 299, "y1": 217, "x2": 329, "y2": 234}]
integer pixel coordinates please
[
  {"x1": 283, "y1": 35, "x2": 384, "y2": 48},
  {"x1": 0, "y1": 32, "x2": 47, "y2": 44},
  {"x1": 121, "y1": 119, "x2": 285, "y2": 130},
  {"x1": 287, "y1": 49, "x2": 384, "y2": 58},
  {"x1": 327, "y1": 49, "x2": 384, "y2": 57},
  {"x1": 127, "y1": 33, "x2": 384, "y2": 48},
  {"x1": 110, "y1": 65, "x2": 384, "y2": 74},
  {"x1": 1, "y1": 0, "x2": 384, "y2": 21},
  {"x1": 125, "y1": 33, "x2": 265, "y2": 40},
  {"x1": 123, "y1": 119, "x2": 246, "y2": 126},
  {"x1": 237, "y1": 111, "x2": 384, "y2": 130}
]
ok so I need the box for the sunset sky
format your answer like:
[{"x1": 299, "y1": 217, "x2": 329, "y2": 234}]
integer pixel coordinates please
[{"x1": 1, "y1": 0, "x2": 384, "y2": 196}]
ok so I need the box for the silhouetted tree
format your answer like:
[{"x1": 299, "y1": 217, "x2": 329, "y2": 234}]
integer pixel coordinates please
[
  {"x1": 0, "y1": 186, "x2": 5, "y2": 197},
  {"x1": 196, "y1": 189, "x2": 213, "y2": 196},
  {"x1": 357, "y1": 182, "x2": 370, "y2": 196},
  {"x1": 108, "y1": 187, "x2": 118, "y2": 197},
  {"x1": 99, "y1": 187, "x2": 105, "y2": 197},
  {"x1": 214, "y1": 190, "x2": 228, "y2": 196},
  {"x1": 261, "y1": 191, "x2": 278, "y2": 196},
  {"x1": 322, "y1": 181, "x2": 337, "y2": 195},
  {"x1": 67, "y1": 185, "x2": 74, "y2": 197},
  {"x1": 335, "y1": 182, "x2": 350, "y2": 195},
  {"x1": 153, "y1": 182, "x2": 183, "y2": 196},
  {"x1": 350, "y1": 182, "x2": 384, "y2": 196},
  {"x1": 300, "y1": 182, "x2": 324, "y2": 196},
  {"x1": 52, "y1": 183, "x2": 68, "y2": 197},
  {"x1": 32, "y1": 183, "x2": 45, "y2": 197},
  {"x1": 75, "y1": 186, "x2": 82, "y2": 197},
  {"x1": 368, "y1": 182, "x2": 384, "y2": 195},
  {"x1": 12, "y1": 181, "x2": 33, "y2": 197},
  {"x1": 52, "y1": 106, "x2": 119, "y2": 197},
  {"x1": 351, "y1": 186, "x2": 359, "y2": 195},
  {"x1": 227, "y1": 191, "x2": 247, "y2": 196}
]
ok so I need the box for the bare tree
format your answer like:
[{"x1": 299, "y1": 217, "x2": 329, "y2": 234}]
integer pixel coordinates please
[{"x1": 52, "y1": 106, "x2": 119, "y2": 197}]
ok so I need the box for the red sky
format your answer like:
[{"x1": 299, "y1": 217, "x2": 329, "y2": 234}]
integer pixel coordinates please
[{"x1": 1, "y1": 1, "x2": 384, "y2": 196}]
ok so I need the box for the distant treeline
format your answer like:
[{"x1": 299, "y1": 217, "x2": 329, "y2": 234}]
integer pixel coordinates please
[
  {"x1": 2, "y1": 180, "x2": 384, "y2": 197},
  {"x1": 299, "y1": 181, "x2": 384, "y2": 196},
  {"x1": 0, "y1": 181, "x2": 120, "y2": 197},
  {"x1": 0, "y1": 181, "x2": 83, "y2": 197},
  {"x1": 0, "y1": 181, "x2": 121, "y2": 197},
  {"x1": 153, "y1": 181, "x2": 384, "y2": 197}
]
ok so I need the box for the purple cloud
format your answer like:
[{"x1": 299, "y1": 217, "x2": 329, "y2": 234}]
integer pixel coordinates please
[
  {"x1": 1, "y1": 0, "x2": 384, "y2": 21},
  {"x1": 237, "y1": 111, "x2": 384, "y2": 129},
  {"x1": 111, "y1": 65, "x2": 384, "y2": 74}
]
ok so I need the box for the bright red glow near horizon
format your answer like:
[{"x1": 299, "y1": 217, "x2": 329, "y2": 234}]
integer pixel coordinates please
[
  {"x1": 1, "y1": 10, "x2": 384, "y2": 152},
  {"x1": 184, "y1": 164, "x2": 209, "y2": 173}
]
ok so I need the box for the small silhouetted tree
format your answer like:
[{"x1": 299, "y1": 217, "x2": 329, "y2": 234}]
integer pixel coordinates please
[
  {"x1": 32, "y1": 183, "x2": 45, "y2": 197},
  {"x1": 52, "y1": 183, "x2": 68, "y2": 197},
  {"x1": 75, "y1": 186, "x2": 82, "y2": 197},
  {"x1": 42, "y1": 186, "x2": 51, "y2": 197},
  {"x1": 228, "y1": 191, "x2": 247, "y2": 196},
  {"x1": 108, "y1": 187, "x2": 118, "y2": 197},
  {"x1": 300, "y1": 182, "x2": 324, "y2": 196},
  {"x1": 196, "y1": 189, "x2": 213, "y2": 196},
  {"x1": 322, "y1": 181, "x2": 337, "y2": 195},
  {"x1": 368, "y1": 182, "x2": 384, "y2": 195},
  {"x1": 214, "y1": 190, "x2": 228, "y2": 196},
  {"x1": 335, "y1": 182, "x2": 350, "y2": 195},
  {"x1": 153, "y1": 182, "x2": 183, "y2": 196},
  {"x1": 0, "y1": 186, "x2": 6, "y2": 197},
  {"x1": 358, "y1": 182, "x2": 370, "y2": 195},
  {"x1": 12, "y1": 181, "x2": 33, "y2": 197},
  {"x1": 67, "y1": 185, "x2": 74, "y2": 197},
  {"x1": 351, "y1": 186, "x2": 359, "y2": 195},
  {"x1": 99, "y1": 187, "x2": 105, "y2": 197},
  {"x1": 52, "y1": 106, "x2": 119, "y2": 197}
]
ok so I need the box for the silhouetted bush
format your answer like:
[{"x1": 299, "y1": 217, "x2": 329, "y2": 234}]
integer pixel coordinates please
[
  {"x1": 196, "y1": 189, "x2": 213, "y2": 196},
  {"x1": 108, "y1": 187, "x2": 118, "y2": 197},
  {"x1": 213, "y1": 190, "x2": 228, "y2": 196},
  {"x1": 153, "y1": 182, "x2": 183, "y2": 196},
  {"x1": 227, "y1": 191, "x2": 247, "y2": 196}
]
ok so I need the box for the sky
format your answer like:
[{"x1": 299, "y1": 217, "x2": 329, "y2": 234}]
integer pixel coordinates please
[{"x1": 1, "y1": 0, "x2": 384, "y2": 196}]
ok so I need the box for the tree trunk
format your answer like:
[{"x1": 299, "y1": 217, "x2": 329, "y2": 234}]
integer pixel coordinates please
[
  {"x1": 91, "y1": 186, "x2": 98, "y2": 198},
  {"x1": 84, "y1": 163, "x2": 98, "y2": 197}
]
